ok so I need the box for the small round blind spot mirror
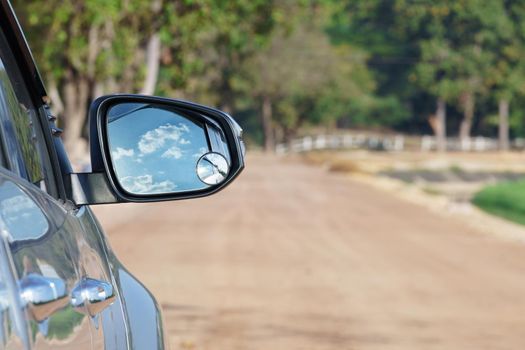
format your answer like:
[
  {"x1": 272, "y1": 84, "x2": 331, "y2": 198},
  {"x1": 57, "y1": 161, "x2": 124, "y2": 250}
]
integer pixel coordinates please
[{"x1": 196, "y1": 152, "x2": 230, "y2": 185}]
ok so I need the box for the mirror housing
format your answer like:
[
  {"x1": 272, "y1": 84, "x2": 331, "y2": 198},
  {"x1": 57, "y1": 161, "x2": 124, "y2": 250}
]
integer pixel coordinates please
[{"x1": 66, "y1": 95, "x2": 245, "y2": 205}]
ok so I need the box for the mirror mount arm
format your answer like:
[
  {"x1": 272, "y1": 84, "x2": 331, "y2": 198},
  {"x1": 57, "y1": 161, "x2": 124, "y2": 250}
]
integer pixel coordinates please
[{"x1": 65, "y1": 172, "x2": 120, "y2": 206}]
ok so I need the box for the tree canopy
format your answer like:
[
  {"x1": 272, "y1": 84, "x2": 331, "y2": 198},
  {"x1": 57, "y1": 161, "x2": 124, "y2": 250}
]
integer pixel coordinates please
[{"x1": 12, "y1": 0, "x2": 525, "y2": 154}]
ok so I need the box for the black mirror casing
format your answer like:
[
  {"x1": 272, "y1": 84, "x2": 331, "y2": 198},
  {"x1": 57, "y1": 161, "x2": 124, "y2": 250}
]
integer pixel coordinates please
[{"x1": 67, "y1": 94, "x2": 245, "y2": 205}]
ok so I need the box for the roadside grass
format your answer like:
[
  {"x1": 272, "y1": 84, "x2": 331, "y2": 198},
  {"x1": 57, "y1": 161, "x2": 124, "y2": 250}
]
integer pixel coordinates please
[
  {"x1": 328, "y1": 159, "x2": 360, "y2": 173},
  {"x1": 473, "y1": 179, "x2": 525, "y2": 226},
  {"x1": 301, "y1": 151, "x2": 362, "y2": 173},
  {"x1": 422, "y1": 186, "x2": 442, "y2": 196},
  {"x1": 301, "y1": 151, "x2": 337, "y2": 166}
]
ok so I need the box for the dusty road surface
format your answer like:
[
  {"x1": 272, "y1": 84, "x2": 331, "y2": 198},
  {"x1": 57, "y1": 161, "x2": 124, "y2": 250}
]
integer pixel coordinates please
[{"x1": 94, "y1": 155, "x2": 525, "y2": 350}]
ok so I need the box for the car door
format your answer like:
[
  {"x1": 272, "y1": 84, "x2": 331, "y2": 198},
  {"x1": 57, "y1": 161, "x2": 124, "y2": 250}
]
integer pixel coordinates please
[
  {"x1": 0, "y1": 173, "x2": 129, "y2": 350},
  {"x1": 0, "y1": 22, "x2": 127, "y2": 349},
  {"x1": 60, "y1": 205, "x2": 129, "y2": 350},
  {"x1": 0, "y1": 169, "x2": 91, "y2": 350}
]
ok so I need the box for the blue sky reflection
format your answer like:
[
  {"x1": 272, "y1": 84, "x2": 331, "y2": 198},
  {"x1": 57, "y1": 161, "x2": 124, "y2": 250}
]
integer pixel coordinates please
[{"x1": 107, "y1": 103, "x2": 210, "y2": 194}]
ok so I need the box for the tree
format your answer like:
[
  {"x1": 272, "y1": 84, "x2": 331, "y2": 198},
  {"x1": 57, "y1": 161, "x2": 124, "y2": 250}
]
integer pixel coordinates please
[
  {"x1": 402, "y1": 2, "x2": 498, "y2": 146},
  {"x1": 244, "y1": 25, "x2": 342, "y2": 150},
  {"x1": 244, "y1": 7, "x2": 376, "y2": 150},
  {"x1": 485, "y1": 2, "x2": 525, "y2": 150}
]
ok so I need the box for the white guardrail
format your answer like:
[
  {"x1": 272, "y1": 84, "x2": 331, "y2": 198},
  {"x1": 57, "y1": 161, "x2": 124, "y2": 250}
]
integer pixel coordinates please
[{"x1": 276, "y1": 134, "x2": 525, "y2": 154}]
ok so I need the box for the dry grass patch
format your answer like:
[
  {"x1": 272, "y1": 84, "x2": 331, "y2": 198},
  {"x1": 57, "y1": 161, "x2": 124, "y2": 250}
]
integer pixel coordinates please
[
  {"x1": 328, "y1": 159, "x2": 361, "y2": 173},
  {"x1": 301, "y1": 151, "x2": 335, "y2": 166},
  {"x1": 299, "y1": 151, "x2": 362, "y2": 174}
]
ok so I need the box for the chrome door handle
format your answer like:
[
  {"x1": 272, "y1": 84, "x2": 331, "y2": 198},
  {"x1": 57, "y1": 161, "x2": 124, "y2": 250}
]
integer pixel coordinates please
[
  {"x1": 19, "y1": 273, "x2": 69, "y2": 322},
  {"x1": 71, "y1": 278, "x2": 116, "y2": 317}
]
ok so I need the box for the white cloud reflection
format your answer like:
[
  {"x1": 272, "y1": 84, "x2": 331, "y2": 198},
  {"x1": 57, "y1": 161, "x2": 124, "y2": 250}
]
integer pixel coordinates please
[
  {"x1": 192, "y1": 147, "x2": 208, "y2": 158},
  {"x1": 112, "y1": 147, "x2": 134, "y2": 160},
  {"x1": 161, "y1": 146, "x2": 183, "y2": 159},
  {"x1": 138, "y1": 123, "x2": 190, "y2": 155},
  {"x1": 120, "y1": 174, "x2": 176, "y2": 194}
]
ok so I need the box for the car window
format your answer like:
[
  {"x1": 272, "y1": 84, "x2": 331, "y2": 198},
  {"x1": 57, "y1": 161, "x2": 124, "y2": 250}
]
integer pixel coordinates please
[{"x1": 0, "y1": 29, "x2": 56, "y2": 196}]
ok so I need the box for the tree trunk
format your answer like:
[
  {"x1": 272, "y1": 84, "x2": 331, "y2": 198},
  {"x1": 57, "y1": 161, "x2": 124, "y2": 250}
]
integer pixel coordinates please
[
  {"x1": 261, "y1": 95, "x2": 275, "y2": 152},
  {"x1": 284, "y1": 128, "x2": 297, "y2": 151},
  {"x1": 141, "y1": 32, "x2": 161, "y2": 95},
  {"x1": 87, "y1": 25, "x2": 99, "y2": 79},
  {"x1": 436, "y1": 98, "x2": 446, "y2": 152},
  {"x1": 459, "y1": 92, "x2": 475, "y2": 143},
  {"x1": 498, "y1": 99, "x2": 510, "y2": 151}
]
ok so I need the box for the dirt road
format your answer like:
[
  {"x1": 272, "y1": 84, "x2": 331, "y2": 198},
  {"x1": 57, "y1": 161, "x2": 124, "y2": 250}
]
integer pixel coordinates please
[{"x1": 94, "y1": 155, "x2": 525, "y2": 350}]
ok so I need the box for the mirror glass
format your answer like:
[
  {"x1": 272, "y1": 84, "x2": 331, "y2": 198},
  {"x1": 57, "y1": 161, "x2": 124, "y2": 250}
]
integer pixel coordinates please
[
  {"x1": 106, "y1": 102, "x2": 230, "y2": 195},
  {"x1": 197, "y1": 152, "x2": 230, "y2": 185}
]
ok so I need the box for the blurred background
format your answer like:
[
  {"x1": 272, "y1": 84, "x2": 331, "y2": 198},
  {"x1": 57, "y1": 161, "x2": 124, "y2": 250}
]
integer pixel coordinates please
[{"x1": 13, "y1": 0, "x2": 525, "y2": 349}]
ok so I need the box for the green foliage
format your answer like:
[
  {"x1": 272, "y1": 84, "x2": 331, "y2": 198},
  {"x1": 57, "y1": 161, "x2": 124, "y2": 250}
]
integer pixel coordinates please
[
  {"x1": 473, "y1": 179, "x2": 525, "y2": 226},
  {"x1": 47, "y1": 307, "x2": 85, "y2": 340},
  {"x1": 327, "y1": 0, "x2": 416, "y2": 129},
  {"x1": 327, "y1": 0, "x2": 525, "y2": 139},
  {"x1": 30, "y1": 307, "x2": 85, "y2": 341},
  {"x1": 405, "y1": 1, "x2": 506, "y2": 104},
  {"x1": 158, "y1": 0, "x2": 286, "y2": 107}
]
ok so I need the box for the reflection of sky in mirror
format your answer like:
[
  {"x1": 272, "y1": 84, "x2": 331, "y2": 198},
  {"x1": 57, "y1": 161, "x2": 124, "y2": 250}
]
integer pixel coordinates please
[
  {"x1": 107, "y1": 103, "x2": 210, "y2": 194},
  {"x1": 0, "y1": 180, "x2": 48, "y2": 241}
]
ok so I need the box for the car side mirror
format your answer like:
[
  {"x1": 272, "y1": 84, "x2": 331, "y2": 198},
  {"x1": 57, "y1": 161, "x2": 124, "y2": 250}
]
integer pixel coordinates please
[{"x1": 66, "y1": 95, "x2": 245, "y2": 204}]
